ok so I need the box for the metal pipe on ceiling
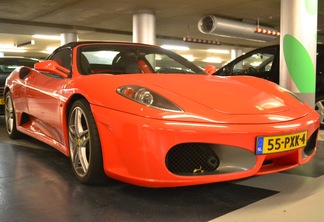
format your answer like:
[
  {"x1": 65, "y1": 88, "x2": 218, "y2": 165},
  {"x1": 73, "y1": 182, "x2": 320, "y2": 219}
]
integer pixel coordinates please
[{"x1": 198, "y1": 15, "x2": 279, "y2": 42}]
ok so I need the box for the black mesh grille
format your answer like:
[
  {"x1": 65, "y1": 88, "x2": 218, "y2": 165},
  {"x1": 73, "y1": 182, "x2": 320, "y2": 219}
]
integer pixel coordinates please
[{"x1": 166, "y1": 143, "x2": 219, "y2": 176}]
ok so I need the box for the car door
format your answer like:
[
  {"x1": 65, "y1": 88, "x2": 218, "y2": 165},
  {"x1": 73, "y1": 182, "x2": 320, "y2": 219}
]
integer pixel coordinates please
[
  {"x1": 25, "y1": 70, "x2": 70, "y2": 144},
  {"x1": 25, "y1": 48, "x2": 72, "y2": 145},
  {"x1": 216, "y1": 45, "x2": 280, "y2": 84}
]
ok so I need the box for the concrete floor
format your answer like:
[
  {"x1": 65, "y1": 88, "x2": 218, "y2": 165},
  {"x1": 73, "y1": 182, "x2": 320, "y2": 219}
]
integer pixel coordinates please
[{"x1": 0, "y1": 116, "x2": 324, "y2": 222}]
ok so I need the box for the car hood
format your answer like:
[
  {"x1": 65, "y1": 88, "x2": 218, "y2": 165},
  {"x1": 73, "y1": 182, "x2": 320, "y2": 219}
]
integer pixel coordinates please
[
  {"x1": 145, "y1": 75, "x2": 288, "y2": 115},
  {"x1": 75, "y1": 74, "x2": 312, "y2": 124}
]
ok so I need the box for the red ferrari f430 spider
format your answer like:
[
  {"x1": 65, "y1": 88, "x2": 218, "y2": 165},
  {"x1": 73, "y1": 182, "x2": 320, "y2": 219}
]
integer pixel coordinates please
[{"x1": 4, "y1": 42, "x2": 320, "y2": 187}]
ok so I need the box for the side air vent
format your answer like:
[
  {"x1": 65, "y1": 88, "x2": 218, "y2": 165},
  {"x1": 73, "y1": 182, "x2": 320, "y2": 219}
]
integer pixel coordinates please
[{"x1": 19, "y1": 67, "x2": 32, "y2": 79}]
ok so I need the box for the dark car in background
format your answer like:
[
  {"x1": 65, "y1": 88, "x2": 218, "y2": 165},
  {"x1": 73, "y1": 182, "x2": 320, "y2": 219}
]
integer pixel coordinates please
[
  {"x1": 0, "y1": 57, "x2": 39, "y2": 114},
  {"x1": 215, "y1": 44, "x2": 324, "y2": 127}
]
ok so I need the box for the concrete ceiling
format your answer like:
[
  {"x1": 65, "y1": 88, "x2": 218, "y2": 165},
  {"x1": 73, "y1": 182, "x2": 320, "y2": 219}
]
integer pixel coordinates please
[{"x1": 0, "y1": 0, "x2": 323, "y2": 68}]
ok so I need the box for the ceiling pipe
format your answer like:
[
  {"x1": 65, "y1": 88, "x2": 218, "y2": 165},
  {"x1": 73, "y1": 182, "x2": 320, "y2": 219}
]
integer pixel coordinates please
[{"x1": 198, "y1": 15, "x2": 279, "y2": 42}]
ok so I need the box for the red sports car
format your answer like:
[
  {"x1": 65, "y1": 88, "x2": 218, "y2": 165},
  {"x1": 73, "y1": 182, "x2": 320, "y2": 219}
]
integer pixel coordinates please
[{"x1": 4, "y1": 42, "x2": 320, "y2": 187}]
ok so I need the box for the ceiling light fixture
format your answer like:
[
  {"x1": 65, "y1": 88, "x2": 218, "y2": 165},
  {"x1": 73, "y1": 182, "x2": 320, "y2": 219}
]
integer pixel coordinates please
[
  {"x1": 0, "y1": 48, "x2": 26, "y2": 53},
  {"x1": 0, "y1": 44, "x2": 26, "y2": 53},
  {"x1": 206, "y1": 49, "x2": 230, "y2": 54},
  {"x1": 32, "y1": 34, "x2": 61, "y2": 40},
  {"x1": 161, "y1": 45, "x2": 189, "y2": 51},
  {"x1": 0, "y1": 44, "x2": 15, "y2": 48},
  {"x1": 203, "y1": 57, "x2": 222, "y2": 63}
]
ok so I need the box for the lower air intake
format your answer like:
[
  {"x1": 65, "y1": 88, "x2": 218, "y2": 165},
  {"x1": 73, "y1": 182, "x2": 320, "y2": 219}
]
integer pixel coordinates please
[{"x1": 166, "y1": 143, "x2": 219, "y2": 176}]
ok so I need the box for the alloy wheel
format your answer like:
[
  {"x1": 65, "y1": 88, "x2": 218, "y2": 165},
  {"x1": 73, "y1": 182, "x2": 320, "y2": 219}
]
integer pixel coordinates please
[{"x1": 69, "y1": 106, "x2": 90, "y2": 177}]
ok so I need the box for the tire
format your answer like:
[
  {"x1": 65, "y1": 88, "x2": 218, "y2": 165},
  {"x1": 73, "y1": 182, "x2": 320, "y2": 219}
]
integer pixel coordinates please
[
  {"x1": 315, "y1": 95, "x2": 324, "y2": 129},
  {"x1": 4, "y1": 91, "x2": 22, "y2": 139},
  {"x1": 68, "y1": 99, "x2": 105, "y2": 184}
]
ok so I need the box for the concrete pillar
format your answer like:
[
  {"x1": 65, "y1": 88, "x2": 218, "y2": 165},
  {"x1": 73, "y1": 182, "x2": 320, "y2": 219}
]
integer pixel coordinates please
[
  {"x1": 132, "y1": 10, "x2": 156, "y2": 45},
  {"x1": 279, "y1": 0, "x2": 318, "y2": 107},
  {"x1": 60, "y1": 32, "x2": 78, "y2": 45}
]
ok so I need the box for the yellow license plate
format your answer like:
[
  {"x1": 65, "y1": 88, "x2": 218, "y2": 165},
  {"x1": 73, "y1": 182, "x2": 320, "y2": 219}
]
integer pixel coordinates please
[
  {"x1": 256, "y1": 131, "x2": 307, "y2": 154},
  {"x1": 0, "y1": 97, "x2": 4, "y2": 105}
]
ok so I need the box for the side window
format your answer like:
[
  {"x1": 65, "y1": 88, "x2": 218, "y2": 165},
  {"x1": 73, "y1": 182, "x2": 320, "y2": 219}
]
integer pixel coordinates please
[
  {"x1": 48, "y1": 48, "x2": 72, "y2": 71},
  {"x1": 233, "y1": 49, "x2": 276, "y2": 75}
]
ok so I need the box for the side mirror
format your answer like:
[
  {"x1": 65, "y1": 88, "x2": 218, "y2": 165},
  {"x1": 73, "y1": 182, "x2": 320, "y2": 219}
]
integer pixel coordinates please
[
  {"x1": 34, "y1": 60, "x2": 70, "y2": 78},
  {"x1": 205, "y1": 65, "x2": 217, "y2": 75}
]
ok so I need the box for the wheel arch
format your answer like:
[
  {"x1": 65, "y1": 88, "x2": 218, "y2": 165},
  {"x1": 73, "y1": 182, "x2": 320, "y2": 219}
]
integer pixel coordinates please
[
  {"x1": 63, "y1": 93, "x2": 89, "y2": 156},
  {"x1": 4, "y1": 86, "x2": 9, "y2": 95},
  {"x1": 65, "y1": 94, "x2": 107, "y2": 184},
  {"x1": 65, "y1": 94, "x2": 88, "y2": 120}
]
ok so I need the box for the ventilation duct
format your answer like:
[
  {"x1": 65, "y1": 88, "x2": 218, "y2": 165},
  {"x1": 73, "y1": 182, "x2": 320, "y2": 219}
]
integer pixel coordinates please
[{"x1": 198, "y1": 15, "x2": 279, "y2": 42}]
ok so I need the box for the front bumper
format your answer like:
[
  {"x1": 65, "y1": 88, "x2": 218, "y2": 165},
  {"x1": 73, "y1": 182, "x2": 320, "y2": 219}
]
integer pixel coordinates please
[{"x1": 92, "y1": 105, "x2": 320, "y2": 187}]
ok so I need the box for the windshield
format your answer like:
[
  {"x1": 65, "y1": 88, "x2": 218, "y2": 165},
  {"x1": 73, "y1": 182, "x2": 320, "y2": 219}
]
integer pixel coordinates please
[{"x1": 77, "y1": 45, "x2": 205, "y2": 75}]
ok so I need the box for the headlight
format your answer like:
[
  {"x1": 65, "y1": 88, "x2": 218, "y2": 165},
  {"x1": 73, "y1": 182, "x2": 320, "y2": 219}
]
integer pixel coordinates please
[
  {"x1": 117, "y1": 85, "x2": 183, "y2": 112},
  {"x1": 135, "y1": 88, "x2": 154, "y2": 105}
]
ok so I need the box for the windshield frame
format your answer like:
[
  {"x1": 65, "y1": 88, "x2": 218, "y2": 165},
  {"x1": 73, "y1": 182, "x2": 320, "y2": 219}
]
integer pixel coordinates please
[{"x1": 76, "y1": 44, "x2": 205, "y2": 75}]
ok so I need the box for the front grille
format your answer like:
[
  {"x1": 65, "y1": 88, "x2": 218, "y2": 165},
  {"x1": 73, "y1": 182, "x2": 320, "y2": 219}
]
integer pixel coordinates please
[{"x1": 166, "y1": 143, "x2": 219, "y2": 176}]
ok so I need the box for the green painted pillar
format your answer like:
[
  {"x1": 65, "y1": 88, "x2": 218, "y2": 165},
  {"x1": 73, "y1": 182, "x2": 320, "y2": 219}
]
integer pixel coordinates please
[{"x1": 279, "y1": 0, "x2": 318, "y2": 107}]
